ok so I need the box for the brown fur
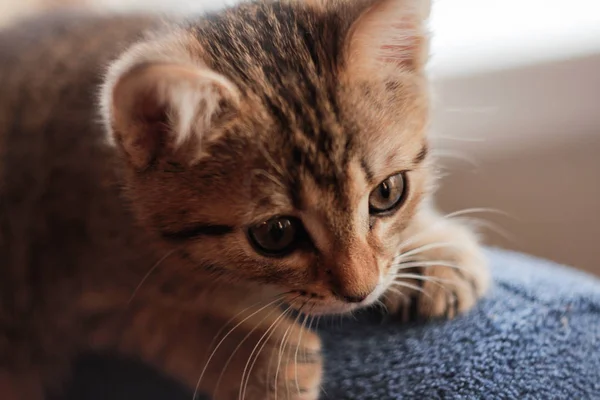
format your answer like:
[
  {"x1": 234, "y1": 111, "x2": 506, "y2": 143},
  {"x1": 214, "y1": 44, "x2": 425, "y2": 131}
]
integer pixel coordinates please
[{"x1": 0, "y1": 1, "x2": 489, "y2": 399}]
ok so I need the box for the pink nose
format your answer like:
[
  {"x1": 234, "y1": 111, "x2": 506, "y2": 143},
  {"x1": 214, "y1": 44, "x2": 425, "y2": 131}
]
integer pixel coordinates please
[{"x1": 326, "y1": 242, "x2": 378, "y2": 305}]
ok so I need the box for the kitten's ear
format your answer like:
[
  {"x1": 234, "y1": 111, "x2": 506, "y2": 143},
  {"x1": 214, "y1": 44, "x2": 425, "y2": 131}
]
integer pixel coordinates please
[
  {"x1": 345, "y1": 0, "x2": 431, "y2": 76},
  {"x1": 103, "y1": 59, "x2": 239, "y2": 170}
]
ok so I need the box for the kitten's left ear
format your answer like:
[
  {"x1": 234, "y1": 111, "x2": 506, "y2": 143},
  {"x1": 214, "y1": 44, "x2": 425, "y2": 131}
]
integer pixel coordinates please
[
  {"x1": 101, "y1": 40, "x2": 240, "y2": 170},
  {"x1": 345, "y1": 0, "x2": 431, "y2": 76}
]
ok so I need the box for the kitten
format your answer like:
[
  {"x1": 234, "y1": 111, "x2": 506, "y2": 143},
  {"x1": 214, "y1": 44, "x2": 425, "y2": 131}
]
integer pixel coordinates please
[{"x1": 0, "y1": 0, "x2": 490, "y2": 399}]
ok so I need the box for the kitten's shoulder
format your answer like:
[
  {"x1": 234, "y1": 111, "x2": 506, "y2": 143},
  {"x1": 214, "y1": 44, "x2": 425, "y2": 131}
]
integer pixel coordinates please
[{"x1": 0, "y1": 10, "x2": 168, "y2": 165}]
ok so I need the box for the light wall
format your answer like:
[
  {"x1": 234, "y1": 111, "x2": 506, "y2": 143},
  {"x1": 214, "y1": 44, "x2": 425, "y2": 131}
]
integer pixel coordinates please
[{"x1": 428, "y1": 0, "x2": 600, "y2": 275}]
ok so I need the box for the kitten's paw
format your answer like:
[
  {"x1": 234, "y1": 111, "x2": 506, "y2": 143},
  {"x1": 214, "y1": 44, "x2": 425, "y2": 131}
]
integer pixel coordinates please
[
  {"x1": 243, "y1": 328, "x2": 322, "y2": 400},
  {"x1": 269, "y1": 328, "x2": 322, "y2": 400},
  {"x1": 386, "y1": 222, "x2": 490, "y2": 321},
  {"x1": 415, "y1": 246, "x2": 489, "y2": 319},
  {"x1": 272, "y1": 355, "x2": 322, "y2": 400}
]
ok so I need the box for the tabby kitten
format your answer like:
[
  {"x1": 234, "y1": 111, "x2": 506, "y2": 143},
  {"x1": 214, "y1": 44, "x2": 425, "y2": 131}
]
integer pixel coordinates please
[{"x1": 0, "y1": 0, "x2": 489, "y2": 399}]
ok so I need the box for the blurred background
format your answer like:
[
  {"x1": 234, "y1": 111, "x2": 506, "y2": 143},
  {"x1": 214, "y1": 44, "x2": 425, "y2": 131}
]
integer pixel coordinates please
[{"x1": 1, "y1": 0, "x2": 599, "y2": 275}]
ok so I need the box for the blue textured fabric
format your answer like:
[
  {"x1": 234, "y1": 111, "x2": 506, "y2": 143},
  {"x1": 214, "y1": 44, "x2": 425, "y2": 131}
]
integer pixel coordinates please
[{"x1": 62, "y1": 249, "x2": 600, "y2": 399}]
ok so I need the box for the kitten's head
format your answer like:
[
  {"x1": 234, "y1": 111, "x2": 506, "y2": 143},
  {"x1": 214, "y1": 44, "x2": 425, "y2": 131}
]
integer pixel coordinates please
[{"x1": 102, "y1": 0, "x2": 432, "y2": 314}]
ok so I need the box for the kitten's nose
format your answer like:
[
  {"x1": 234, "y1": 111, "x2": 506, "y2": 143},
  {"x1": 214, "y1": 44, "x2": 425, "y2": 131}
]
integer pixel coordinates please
[{"x1": 327, "y1": 244, "x2": 378, "y2": 305}]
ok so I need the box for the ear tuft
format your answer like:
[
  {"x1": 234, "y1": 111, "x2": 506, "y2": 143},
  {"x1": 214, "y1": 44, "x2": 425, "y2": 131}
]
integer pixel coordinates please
[
  {"x1": 346, "y1": 0, "x2": 431, "y2": 76},
  {"x1": 102, "y1": 43, "x2": 239, "y2": 170}
]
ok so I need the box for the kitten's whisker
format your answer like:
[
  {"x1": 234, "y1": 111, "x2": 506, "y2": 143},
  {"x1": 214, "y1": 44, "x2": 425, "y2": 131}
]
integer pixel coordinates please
[
  {"x1": 208, "y1": 291, "x2": 292, "y2": 356},
  {"x1": 212, "y1": 303, "x2": 283, "y2": 397},
  {"x1": 316, "y1": 315, "x2": 326, "y2": 396},
  {"x1": 394, "y1": 273, "x2": 455, "y2": 286},
  {"x1": 443, "y1": 207, "x2": 511, "y2": 220},
  {"x1": 276, "y1": 304, "x2": 305, "y2": 400},
  {"x1": 373, "y1": 298, "x2": 389, "y2": 316},
  {"x1": 391, "y1": 260, "x2": 472, "y2": 276},
  {"x1": 303, "y1": 314, "x2": 316, "y2": 372},
  {"x1": 240, "y1": 300, "x2": 297, "y2": 400},
  {"x1": 242, "y1": 309, "x2": 289, "y2": 400},
  {"x1": 390, "y1": 273, "x2": 462, "y2": 304},
  {"x1": 255, "y1": 307, "x2": 296, "y2": 400},
  {"x1": 430, "y1": 149, "x2": 478, "y2": 168},
  {"x1": 435, "y1": 170, "x2": 452, "y2": 180},
  {"x1": 458, "y1": 217, "x2": 515, "y2": 243},
  {"x1": 390, "y1": 256, "x2": 422, "y2": 265},
  {"x1": 265, "y1": 301, "x2": 303, "y2": 400},
  {"x1": 403, "y1": 276, "x2": 458, "y2": 307},
  {"x1": 289, "y1": 305, "x2": 308, "y2": 399},
  {"x1": 275, "y1": 325, "x2": 290, "y2": 400},
  {"x1": 394, "y1": 207, "x2": 512, "y2": 257},
  {"x1": 385, "y1": 286, "x2": 409, "y2": 302},
  {"x1": 294, "y1": 308, "x2": 311, "y2": 396},
  {"x1": 393, "y1": 242, "x2": 460, "y2": 263},
  {"x1": 129, "y1": 249, "x2": 178, "y2": 304},
  {"x1": 390, "y1": 281, "x2": 432, "y2": 299},
  {"x1": 379, "y1": 299, "x2": 388, "y2": 313},
  {"x1": 193, "y1": 295, "x2": 286, "y2": 400},
  {"x1": 386, "y1": 287, "x2": 408, "y2": 300}
]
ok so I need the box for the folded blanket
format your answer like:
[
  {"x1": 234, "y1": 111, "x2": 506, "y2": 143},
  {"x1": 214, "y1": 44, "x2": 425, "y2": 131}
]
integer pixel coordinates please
[{"x1": 61, "y1": 249, "x2": 600, "y2": 399}]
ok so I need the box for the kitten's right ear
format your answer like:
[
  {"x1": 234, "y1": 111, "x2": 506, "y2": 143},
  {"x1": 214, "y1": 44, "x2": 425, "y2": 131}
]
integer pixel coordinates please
[
  {"x1": 102, "y1": 53, "x2": 239, "y2": 170},
  {"x1": 344, "y1": 0, "x2": 431, "y2": 76}
]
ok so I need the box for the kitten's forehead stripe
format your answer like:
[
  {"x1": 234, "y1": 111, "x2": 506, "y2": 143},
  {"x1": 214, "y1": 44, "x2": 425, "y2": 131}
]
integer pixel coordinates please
[
  {"x1": 360, "y1": 158, "x2": 375, "y2": 185},
  {"x1": 194, "y1": 2, "x2": 359, "y2": 201},
  {"x1": 191, "y1": 1, "x2": 426, "y2": 222}
]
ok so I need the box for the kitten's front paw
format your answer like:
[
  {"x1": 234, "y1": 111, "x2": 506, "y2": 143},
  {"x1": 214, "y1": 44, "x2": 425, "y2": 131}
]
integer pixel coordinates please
[
  {"x1": 243, "y1": 327, "x2": 322, "y2": 400},
  {"x1": 416, "y1": 245, "x2": 488, "y2": 319},
  {"x1": 271, "y1": 352, "x2": 322, "y2": 400},
  {"x1": 385, "y1": 221, "x2": 490, "y2": 321},
  {"x1": 270, "y1": 328, "x2": 322, "y2": 400}
]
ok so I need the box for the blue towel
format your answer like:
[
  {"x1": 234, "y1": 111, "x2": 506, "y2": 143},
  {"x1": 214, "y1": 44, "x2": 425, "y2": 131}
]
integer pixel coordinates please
[{"x1": 62, "y1": 249, "x2": 600, "y2": 399}]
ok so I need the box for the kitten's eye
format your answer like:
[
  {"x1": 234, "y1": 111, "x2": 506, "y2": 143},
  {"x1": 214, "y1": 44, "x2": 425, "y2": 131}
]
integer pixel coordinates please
[
  {"x1": 369, "y1": 172, "x2": 406, "y2": 214},
  {"x1": 247, "y1": 216, "x2": 299, "y2": 256}
]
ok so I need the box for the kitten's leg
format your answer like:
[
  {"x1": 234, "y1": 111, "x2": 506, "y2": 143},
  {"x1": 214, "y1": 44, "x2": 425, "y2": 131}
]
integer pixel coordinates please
[
  {"x1": 385, "y1": 207, "x2": 491, "y2": 320},
  {"x1": 86, "y1": 302, "x2": 322, "y2": 400}
]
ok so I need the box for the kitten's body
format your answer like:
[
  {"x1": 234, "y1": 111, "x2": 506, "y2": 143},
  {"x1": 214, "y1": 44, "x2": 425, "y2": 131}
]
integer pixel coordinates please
[
  {"x1": 0, "y1": 2, "x2": 489, "y2": 399},
  {"x1": 0, "y1": 12, "x2": 162, "y2": 394}
]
